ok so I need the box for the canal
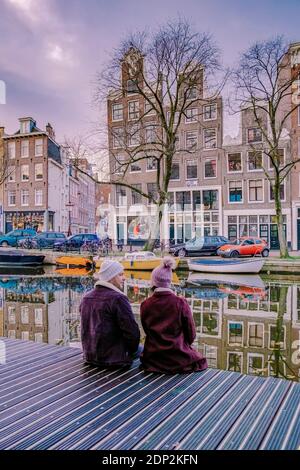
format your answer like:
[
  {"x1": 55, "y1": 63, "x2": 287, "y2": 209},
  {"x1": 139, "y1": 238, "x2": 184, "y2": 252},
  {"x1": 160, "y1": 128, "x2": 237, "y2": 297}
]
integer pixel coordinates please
[{"x1": 0, "y1": 266, "x2": 299, "y2": 382}]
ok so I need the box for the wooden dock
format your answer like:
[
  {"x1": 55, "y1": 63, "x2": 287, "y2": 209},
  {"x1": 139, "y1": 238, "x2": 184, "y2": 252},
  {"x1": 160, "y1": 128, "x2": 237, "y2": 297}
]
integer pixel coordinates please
[{"x1": 0, "y1": 337, "x2": 299, "y2": 450}]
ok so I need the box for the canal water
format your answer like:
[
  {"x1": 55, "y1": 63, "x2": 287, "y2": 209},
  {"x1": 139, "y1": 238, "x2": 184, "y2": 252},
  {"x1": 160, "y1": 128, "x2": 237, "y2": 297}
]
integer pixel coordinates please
[{"x1": 0, "y1": 266, "x2": 299, "y2": 382}]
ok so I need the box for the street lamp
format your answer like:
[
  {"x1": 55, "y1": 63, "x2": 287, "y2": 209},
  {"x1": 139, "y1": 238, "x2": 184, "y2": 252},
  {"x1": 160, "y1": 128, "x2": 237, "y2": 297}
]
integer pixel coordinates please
[{"x1": 65, "y1": 202, "x2": 74, "y2": 237}]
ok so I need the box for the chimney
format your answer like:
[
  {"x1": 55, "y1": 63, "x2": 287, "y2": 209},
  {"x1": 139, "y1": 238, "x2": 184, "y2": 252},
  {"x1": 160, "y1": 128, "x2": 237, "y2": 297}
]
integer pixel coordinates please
[{"x1": 46, "y1": 123, "x2": 55, "y2": 140}]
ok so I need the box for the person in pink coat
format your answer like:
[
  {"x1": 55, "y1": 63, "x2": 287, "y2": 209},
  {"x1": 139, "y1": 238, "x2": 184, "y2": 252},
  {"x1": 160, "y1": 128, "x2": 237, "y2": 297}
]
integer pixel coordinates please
[{"x1": 140, "y1": 257, "x2": 208, "y2": 374}]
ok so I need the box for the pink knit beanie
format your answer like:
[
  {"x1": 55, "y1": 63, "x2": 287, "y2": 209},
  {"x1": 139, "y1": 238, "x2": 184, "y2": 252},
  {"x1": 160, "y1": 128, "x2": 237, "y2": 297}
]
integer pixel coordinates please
[{"x1": 151, "y1": 256, "x2": 176, "y2": 288}]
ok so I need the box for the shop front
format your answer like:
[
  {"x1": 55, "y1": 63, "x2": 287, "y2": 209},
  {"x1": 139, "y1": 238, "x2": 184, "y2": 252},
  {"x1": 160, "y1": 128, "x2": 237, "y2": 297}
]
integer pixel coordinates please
[{"x1": 4, "y1": 211, "x2": 54, "y2": 233}]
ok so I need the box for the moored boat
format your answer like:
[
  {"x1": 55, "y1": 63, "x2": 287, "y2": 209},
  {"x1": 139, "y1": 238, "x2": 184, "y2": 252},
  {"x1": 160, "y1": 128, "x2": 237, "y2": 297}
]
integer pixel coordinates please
[
  {"x1": 56, "y1": 256, "x2": 94, "y2": 268},
  {"x1": 0, "y1": 250, "x2": 45, "y2": 266},
  {"x1": 188, "y1": 257, "x2": 265, "y2": 274},
  {"x1": 95, "y1": 252, "x2": 179, "y2": 271}
]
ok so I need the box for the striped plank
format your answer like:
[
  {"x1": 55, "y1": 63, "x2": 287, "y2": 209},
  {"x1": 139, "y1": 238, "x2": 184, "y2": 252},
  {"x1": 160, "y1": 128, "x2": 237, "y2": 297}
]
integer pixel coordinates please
[{"x1": 0, "y1": 338, "x2": 299, "y2": 451}]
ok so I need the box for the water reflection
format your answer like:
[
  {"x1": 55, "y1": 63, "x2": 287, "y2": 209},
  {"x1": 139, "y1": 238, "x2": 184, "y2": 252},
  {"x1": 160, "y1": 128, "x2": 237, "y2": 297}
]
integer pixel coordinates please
[{"x1": 0, "y1": 269, "x2": 299, "y2": 382}]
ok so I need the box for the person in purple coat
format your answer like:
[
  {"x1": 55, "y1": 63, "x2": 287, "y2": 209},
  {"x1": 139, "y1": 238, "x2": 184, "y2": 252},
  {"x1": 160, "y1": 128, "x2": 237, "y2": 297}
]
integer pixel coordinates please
[
  {"x1": 80, "y1": 260, "x2": 140, "y2": 368},
  {"x1": 140, "y1": 257, "x2": 208, "y2": 374}
]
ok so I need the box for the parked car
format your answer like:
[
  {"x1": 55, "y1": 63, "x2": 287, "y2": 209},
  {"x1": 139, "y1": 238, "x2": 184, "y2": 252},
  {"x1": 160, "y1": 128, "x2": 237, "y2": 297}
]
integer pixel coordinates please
[
  {"x1": 54, "y1": 233, "x2": 100, "y2": 251},
  {"x1": 0, "y1": 229, "x2": 36, "y2": 247},
  {"x1": 169, "y1": 236, "x2": 230, "y2": 257},
  {"x1": 217, "y1": 237, "x2": 269, "y2": 258},
  {"x1": 30, "y1": 232, "x2": 67, "y2": 249}
]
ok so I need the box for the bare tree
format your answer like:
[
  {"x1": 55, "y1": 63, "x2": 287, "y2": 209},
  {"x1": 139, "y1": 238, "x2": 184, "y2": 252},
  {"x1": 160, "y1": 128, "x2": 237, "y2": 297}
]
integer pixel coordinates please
[
  {"x1": 232, "y1": 37, "x2": 300, "y2": 258},
  {"x1": 94, "y1": 18, "x2": 222, "y2": 250},
  {"x1": 0, "y1": 128, "x2": 12, "y2": 187}
]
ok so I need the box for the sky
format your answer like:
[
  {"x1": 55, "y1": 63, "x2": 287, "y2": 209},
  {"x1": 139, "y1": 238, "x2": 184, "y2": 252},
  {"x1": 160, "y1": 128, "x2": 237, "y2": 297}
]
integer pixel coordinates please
[{"x1": 1, "y1": 0, "x2": 300, "y2": 143}]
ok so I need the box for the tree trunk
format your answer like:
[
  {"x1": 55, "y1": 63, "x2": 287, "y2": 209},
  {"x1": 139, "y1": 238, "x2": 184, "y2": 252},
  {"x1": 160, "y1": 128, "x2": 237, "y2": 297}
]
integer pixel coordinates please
[
  {"x1": 274, "y1": 180, "x2": 289, "y2": 258},
  {"x1": 143, "y1": 204, "x2": 163, "y2": 252}
]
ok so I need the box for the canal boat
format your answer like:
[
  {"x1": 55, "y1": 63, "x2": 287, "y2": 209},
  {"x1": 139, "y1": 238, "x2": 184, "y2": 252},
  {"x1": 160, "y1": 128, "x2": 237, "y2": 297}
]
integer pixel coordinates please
[
  {"x1": 96, "y1": 252, "x2": 179, "y2": 271},
  {"x1": 0, "y1": 249, "x2": 45, "y2": 266},
  {"x1": 188, "y1": 257, "x2": 265, "y2": 274}
]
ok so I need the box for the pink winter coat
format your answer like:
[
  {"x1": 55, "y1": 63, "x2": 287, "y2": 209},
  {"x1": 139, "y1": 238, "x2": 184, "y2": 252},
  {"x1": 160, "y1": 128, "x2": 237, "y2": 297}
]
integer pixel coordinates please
[{"x1": 140, "y1": 289, "x2": 208, "y2": 374}]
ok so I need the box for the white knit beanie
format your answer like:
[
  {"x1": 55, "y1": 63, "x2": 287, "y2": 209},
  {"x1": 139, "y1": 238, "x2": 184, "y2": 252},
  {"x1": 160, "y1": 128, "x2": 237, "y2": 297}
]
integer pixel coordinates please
[{"x1": 98, "y1": 260, "x2": 124, "y2": 282}]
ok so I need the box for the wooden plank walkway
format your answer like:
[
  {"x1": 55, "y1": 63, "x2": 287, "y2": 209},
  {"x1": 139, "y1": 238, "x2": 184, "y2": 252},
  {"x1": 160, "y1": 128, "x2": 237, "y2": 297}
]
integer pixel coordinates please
[{"x1": 0, "y1": 337, "x2": 299, "y2": 450}]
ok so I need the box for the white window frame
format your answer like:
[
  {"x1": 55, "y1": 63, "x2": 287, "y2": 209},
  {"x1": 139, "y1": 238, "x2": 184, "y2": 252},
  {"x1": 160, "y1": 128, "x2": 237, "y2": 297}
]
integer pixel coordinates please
[
  {"x1": 227, "y1": 152, "x2": 242, "y2": 174},
  {"x1": 203, "y1": 103, "x2": 217, "y2": 121},
  {"x1": 247, "y1": 353, "x2": 265, "y2": 375},
  {"x1": 21, "y1": 189, "x2": 29, "y2": 206},
  {"x1": 128, "y1": 124, "x2": 140, "y2": 147},
  {"x1": 130, "y1": 160, "x2": 142, "y2": 173},
  {"x1": 228, "y1": 180, "x2": 243, "y2": 204},
  {"x1": 8, "y1": 166, "x2": 16, "y2": 182},
  {"x1": 185, "y1": 107, "x2": 198, "y2": 124},
  {"x1": 186, "y1": 86, "x2": 198, "y2": 101},
  {"x1": 35, "y1": 163, "x2": 43, "y2": 181},
  {"x1": 228, "y1": 321, "x2": 244, "y2": 346},
  {"x1": 247, "y1": 127, "x2": 263, "y2": 144},
  {"x1": 21, "y1": 139, "x2": 29, "y2": 158},
  {"x1": 112, "y1": 127, "x2": 124, "y2": 149},
  {"x1": 128, "y1": 100, "x2": 139, "y2": 121},
  {"x1": 185, "y1": 131, "x2": 198, "y2": 151},
  {"x1": 21, "y1": 164, "x2": 29, "y2": 182},
  {"x1": 248, "y1": 322, "x2": 265, "y2": 348},
  {"x1": 145, "y1": 124, "x2": 156, "y2": 144},
  {"x1": 35, "y1": 189, "x2": 43, "y2": 206},
  {"x1": 204, "y1": 158, "x2": 217, "y2": 179},
  {"x1": 112, "y1": 103, "x2": 123, "y2": 122},
  {"x1": 146, "y1": 157, "x2": 158, "y2": 172},
  {"x1": 248, "y1": 179, "x2": 264, "y2": 203},
  {"x1": 203, "y1": 128, "x2": 217, "y2": 150},
  {"x1": 34, "y1": 308, "x2": 43, "y2": 326},
  {"x1": 170, "y1": 161, "x2": 180, "y2": 181},
  {"x1": 8, "y1": 141, "x2": 16, "y2": 159},
  {"x1": 269, "y1": 180, "x2": 286, "y2": 203},
  {"x1": 247, "y1": 150, "x2": 263, "y2": 172},
  {"x1": 35, "y1": 138, "x2": 43, "y2": 157},
  {"x1": 144, "y1": 99, "x2": 156, "y2": 116},
  {"x1": 21, "y1": 121, "x2": 30, "y2": 134},
  {"x1": 8, "y1": 191, "x2": 16, "y2": 206},
  {"x1": 186, "y1": 160, "x2": 198, "y2": 180},
  {"x1": 127, "y1": 79, "x2": 139, "y2": 95},
  {"x1": 268, "y1": 324, "x2": 286, "y2": 350}
]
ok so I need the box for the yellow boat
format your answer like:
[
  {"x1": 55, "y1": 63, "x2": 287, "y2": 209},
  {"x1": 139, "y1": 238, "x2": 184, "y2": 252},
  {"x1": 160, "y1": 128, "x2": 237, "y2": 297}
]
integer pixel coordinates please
[
  {"x1": 55, "y1": 267, "x2": 92, "y2": 276},
  {"x1": 56, "y1": 256, "x2": 94, "y2": 268},
  {"x1": 125, "y1": 270, "x2": 180, "y2": 285},
  {"x1": 95, "y1": 252, "x2": 179, "y2": 271}
]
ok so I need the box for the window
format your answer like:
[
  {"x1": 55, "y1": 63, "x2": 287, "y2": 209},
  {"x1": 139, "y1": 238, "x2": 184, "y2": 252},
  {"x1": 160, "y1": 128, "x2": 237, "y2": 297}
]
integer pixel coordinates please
[
  {"x1": 227, "y1": 352, "x2": 242, "y2": 372},
  {"x1": 8, "y1": 306, "x2": 15, "y2": 324},
  {"x1": 112, "y1": 127, "x2": 125, "y2": 149},
  {"x1": 203, "y1": 190, "x2": 218, "y2": 210},
  {"x1": 22, "y1": 332, "x2": 30, "y2": 341},
  {"x1": 132, "y1": 184, "x2": 142, "y2": 205},
  {"x1": 8, "y1": 191, "x2": 16, "y2": 206},
  {"x1": 270, "y1": 182, "x2": 285, "y2": 201},
  {"x1": 35, "y1": 138, "x2": 43, "y2": 156},
  {"x1": 227, "y1": 153, "x2": 242, "y2": 172},
  {"x1": 128, "y1": 124, "x2": 140, "y2": 147},
  {"x1": 8, "y1": 166, "x2": 15, "y2": 182},
  {"x1": 114, "y1": 155, "x2": 125, "y2": 174},
  {"x1": 229, "y1": 181, "x2": 243, "y2": 202},
  {"x1": 249, "y1": 179, "x2": 263, "y2": 202},
  {"x1": 203, "y1": 103, "x2": 217, "y2": 121},
  {"x1": 186, "y1": 161, "x2": 197, "y2": 180},
  {"x1": 145, "y1": 124, "x2": 156, "y2": 144},
  {"x1": 167, "y1": 111, "x2": 180, "y2": 126},
  {"x1": 21, "y1": 164, "x2": 29, "y2": 181},
  {"x1": 128, "y1": 101, "x2": 139, "y2": 120},
  {"x1": 35, "y1": 163, "x2": 43, "y2": 180},
  {"x1": 185, "y1": 131, "x2": 198, "y2": 150},
  {"x1": 248, "y1": 151, "x2": 262, "y2": 170},
  {"x1": 170, "y1": 162, "x2": 180, "y2": 180},
  {"x1": 185, "y1": 108, "x2": 198, "y2": 123},
  {"x1": 21, "y1": 189, "x2": 29, "y2": 206},
  {"x1": 204, "y1": 158, "x2": 217, "y2": 178},
  {"x1": 116, "y1": 185, "x2": 126, "y2": 206},
  {"x1": 20, "y1": 140, "x2": 29, "y2": 158},
  {"x1": 21, "y1": 121, "x2": 30, "y2": 133},
  {"x1": 147, "y1": 183, "x2": 158, "y2": 203},
  {"x1": 35, "y1": 189, "x2": 43, "y2": 206},
  {"x1": 176, "y1": 191, "x2": 191, "y2": 211},
  {"x1": 204, "y1": 128, "x2": 217, "y2": 149},
  {"x1": 247, "y1": 128, "x2": 262, "y2": 143},
  {"x1": 8, "y1": 141, "x2": 15, "y2": 159},
  {"x1": 127, "y1": 79, "x2": 138, "y2": 94},
  {"x1": 130, "y1": 159, "x2": 141, "y2": 172},
  {"x1": 248, "y1": 354, "x2": 264, "y2": 375},
  {"x1": 147, "y1": 157, "x2": 157, "y2": 171},
  {"x1": 112, "y1": 103, "x2": 123, "y2": 121},
  {"x1": 228, "y1": 322, "x2": 243, "y2": 345},
  {"x1": 268, "y1": 149, "x2": 285, "y2": 169},
  {"x1": 186, "y1": 87, "x2": 197, "y2": 100},
  {"x1": 248, "y1": 324, "x2": 264, "y2": 347},
  {"x1": 35, "y1": 308, "x2": 43, "y2": 326}
]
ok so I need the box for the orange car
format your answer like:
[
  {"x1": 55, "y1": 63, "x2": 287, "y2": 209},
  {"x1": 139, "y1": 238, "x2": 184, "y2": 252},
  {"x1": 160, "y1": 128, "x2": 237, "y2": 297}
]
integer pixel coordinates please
[{"x1": 217, "y1": 237, "x2": 269, "y2": 258}]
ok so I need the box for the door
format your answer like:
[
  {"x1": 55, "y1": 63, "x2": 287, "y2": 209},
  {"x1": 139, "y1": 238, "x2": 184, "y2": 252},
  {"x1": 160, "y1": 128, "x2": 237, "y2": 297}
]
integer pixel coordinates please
[
  {"x1": 259, "y1": 224, "x2": 269, "y2": 244},
  {"x1": 228, "y1": 224, "x2": 237, "y2": 241},
  {"x1": 270, "y1": 224, "x2": 286, "y2": 250},
  {"x1": 117, "y1": 223, "x2": 125, "y2": 243}
]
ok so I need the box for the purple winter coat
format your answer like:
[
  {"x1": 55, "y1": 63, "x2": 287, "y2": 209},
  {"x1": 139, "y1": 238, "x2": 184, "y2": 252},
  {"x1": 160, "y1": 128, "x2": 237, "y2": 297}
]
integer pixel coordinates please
[
  {"x1": 80, "y1": 286, "x2": 140, "y2": 367},
  {"x1": 140, "y1": 290, "x2": 208, "y2": 374}
]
